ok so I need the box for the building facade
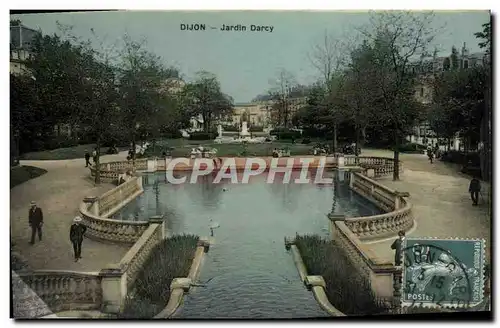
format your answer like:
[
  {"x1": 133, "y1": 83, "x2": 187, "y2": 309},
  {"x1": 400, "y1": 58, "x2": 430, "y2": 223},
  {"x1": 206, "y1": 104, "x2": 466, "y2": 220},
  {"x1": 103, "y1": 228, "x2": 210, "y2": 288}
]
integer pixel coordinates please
[
  {"x1": 407, "y1": 43, "x2": 487, "y2": 150},
  {"x1": 10, "y1": 24, "x2": 39, "y2": 76}
]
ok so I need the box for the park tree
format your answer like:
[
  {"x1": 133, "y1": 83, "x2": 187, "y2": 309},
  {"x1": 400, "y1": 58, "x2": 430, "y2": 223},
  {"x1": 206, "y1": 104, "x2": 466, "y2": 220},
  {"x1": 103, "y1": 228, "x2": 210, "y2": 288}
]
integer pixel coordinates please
[
  {"x1": 443, "y1": 57, "x2": 451, "y2": 71},
  {"x1": 308, "y1": 31, "x2": 347, "y2": 151},
  {"x1": 358, "y1": 11, "x2": 437, "y2": 180},
  {"x1": 475, "y1": 20, "x2": 492, "y2": 181},
  {"x1": 267, "y1": 69, "x2": 297, "y2": 128},
  {"x1": 339, "y1": 39, "x2": 382, "y2": 154},
  {"x1": 182, "y1": 71, "x2": 233, "y2": 133},
  {"x1": 117, "y1": 35, "x2": 180, "y2": 161},
  {"x1": 25, "y1": 33, "x2": 89, "y2": 142},
  {"x1": 450, "y1": 46, "x2": 459, "y2": 70}
]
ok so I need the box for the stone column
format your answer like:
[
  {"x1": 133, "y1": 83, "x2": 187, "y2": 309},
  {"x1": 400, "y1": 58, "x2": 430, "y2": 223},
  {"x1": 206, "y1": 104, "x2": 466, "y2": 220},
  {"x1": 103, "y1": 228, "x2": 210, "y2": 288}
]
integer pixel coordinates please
[{"x1": 99, "y1": 265, "x2": 126, "y2": 314}]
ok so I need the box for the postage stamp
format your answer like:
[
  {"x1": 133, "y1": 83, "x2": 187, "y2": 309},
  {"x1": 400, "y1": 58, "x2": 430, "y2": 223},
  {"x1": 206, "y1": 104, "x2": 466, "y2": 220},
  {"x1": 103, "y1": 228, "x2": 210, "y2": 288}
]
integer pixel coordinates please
[{"x1": 401, "y1": 238, "x2": 485, "y2": 309}]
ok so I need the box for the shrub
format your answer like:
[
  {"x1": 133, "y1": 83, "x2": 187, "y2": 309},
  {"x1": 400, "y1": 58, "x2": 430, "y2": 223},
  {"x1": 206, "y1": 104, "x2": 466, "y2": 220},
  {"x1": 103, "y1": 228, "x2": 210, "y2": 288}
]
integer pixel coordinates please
[
  {"x1": 301, "y1": 137, "x2": 311, "y2": 144},
  {"x1": 161, "y1": 130, "x2": 183, "y2": 139},
  {"x1": 250, "y1": 125, "x2": 264, "y2": 132},
  {"x1": 120, "y1": 234, "x2": 199, "y2": 318},
  {"x1": 189, "y1": 132, "x2": 216, "y2": 140},
  {"x1": 397, "y1": 143, "x2": 426, "y2": 153},
  {"x1": 302, "y1": 128, "x2": 327, "y2": 139},
  {"x1": 222, "y1": 125, "x2": 239, "y2": 132},
  {"x1": 270, "y1": 129, "x2": 301, "y2": 140},
  {"x1": 295, "y1": 234, "x2": 389, "y2": 316}
]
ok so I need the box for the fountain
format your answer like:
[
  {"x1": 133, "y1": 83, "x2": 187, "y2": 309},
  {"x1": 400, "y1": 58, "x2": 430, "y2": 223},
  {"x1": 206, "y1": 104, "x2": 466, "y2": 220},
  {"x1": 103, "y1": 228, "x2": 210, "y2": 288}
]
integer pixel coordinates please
[{"x1": 214, "y1": 121, "x2": 267, "y2": 144}]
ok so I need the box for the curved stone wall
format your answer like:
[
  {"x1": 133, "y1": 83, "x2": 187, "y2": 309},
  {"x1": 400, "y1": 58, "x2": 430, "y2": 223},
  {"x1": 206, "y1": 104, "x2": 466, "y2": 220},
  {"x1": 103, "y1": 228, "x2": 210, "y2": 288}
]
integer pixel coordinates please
[{"x1": 79, "y1": 176, "x2": 149, "y2": 244}]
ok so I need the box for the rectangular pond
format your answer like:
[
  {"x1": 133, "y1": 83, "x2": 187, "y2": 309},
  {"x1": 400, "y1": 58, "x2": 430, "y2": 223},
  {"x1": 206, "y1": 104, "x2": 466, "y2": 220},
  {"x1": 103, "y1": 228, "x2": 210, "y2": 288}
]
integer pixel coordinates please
[{"x1": 112, "y1": 170, "x2": 382, "y2": 318}]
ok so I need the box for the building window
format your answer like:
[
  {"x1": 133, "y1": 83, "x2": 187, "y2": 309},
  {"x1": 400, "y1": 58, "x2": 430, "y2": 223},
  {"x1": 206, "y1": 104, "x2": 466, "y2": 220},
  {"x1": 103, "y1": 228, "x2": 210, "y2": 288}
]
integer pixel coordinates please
[{"x1": 464, "y1": 60, "x2": 469, "y2": 69}]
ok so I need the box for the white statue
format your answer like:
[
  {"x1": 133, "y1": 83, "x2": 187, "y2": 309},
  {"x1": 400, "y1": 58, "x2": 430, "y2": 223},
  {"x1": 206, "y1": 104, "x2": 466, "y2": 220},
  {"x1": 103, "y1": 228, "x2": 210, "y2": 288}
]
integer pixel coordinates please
[
  {"x1": 240, "y1": 121, "x2": 250, "y2": 137},
  {"x1": 217, "y1": 124, "x2": 223, "y2": 138}
]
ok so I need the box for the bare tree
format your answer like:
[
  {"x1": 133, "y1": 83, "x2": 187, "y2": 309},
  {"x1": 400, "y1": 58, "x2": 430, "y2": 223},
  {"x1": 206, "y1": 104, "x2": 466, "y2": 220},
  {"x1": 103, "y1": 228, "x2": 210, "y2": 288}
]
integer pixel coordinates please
[
  {"x1": 268, "y1": 69, "x2": 297, "y2": 128},
  {"x1": 308, "y1": 30, "x2": 348, "y2": 151},
  {"x1": 359, "y1": 11, "x2": 438, "y2": 180}
]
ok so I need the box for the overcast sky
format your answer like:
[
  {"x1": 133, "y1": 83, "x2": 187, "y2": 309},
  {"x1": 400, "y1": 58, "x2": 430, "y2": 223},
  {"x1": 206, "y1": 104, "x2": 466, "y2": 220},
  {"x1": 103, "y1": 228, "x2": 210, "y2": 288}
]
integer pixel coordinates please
[{"x1": 12, "y1": 10, "x2": 490, "y2": 102}]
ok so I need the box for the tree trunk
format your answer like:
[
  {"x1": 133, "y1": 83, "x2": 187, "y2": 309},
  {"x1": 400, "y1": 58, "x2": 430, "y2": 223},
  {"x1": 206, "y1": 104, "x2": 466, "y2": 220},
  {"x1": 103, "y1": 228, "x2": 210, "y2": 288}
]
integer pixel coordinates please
[
  {"x1": 132, "y1": 132, "x2": 136, "y2": 167},
  {"x1": 95, "y1": 138, "x2": 101, "y2": 184},
  {"x1": 393, "y1": 125, "x2": 400, "y2": 181},
  {"x1": 332, "y1": 124, "x2": 338, "y2": 153},
  {"x1": 355, "y1": 125, "x2": 360, "y2": 165}
]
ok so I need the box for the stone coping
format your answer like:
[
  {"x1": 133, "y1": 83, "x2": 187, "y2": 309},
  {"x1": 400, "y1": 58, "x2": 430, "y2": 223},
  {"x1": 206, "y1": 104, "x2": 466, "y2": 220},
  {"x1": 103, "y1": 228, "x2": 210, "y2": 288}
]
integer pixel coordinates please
[
  {"x1": 343, "y1": 171, "x2": 414, "y2": 242},
  {"x1": 79, "y1": 176, "x2": 149, "y2": 226},
  {"x1": 154, "y1": 237, "x2": 211, "y2": 319},
  {"x1": 333, "y1": 222, "x2": 395, "y2": 272},
  {"x1": 286, "y1": 241, "x2": 346, "y2": 317}
]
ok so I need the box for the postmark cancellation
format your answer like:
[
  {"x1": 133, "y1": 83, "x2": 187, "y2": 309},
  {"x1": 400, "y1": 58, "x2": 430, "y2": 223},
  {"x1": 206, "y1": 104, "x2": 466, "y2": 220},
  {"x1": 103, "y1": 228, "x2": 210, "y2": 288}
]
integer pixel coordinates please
[{"x1": 401, "y1": 238, "x2": 486, "y2": 309}]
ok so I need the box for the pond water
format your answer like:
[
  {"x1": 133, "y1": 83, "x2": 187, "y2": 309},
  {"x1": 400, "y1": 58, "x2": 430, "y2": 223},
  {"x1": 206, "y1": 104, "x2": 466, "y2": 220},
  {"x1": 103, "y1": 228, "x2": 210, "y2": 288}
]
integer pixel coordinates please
[{"x1": 113, "y1": 170, "x2": 382, "y2": 319}]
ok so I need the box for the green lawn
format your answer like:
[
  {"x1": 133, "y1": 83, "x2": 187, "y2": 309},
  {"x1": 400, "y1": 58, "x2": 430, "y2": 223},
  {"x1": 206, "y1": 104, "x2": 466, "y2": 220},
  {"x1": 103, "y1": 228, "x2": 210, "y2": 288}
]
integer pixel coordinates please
[
  {"x1": 148, "y1": 140, "x2": 318, "y2": 157},
  {"x1": 19, "y1": 144, "x2": 129, "y2": 161},
  {"x1": 10, "y1": 165, "x2": 47, "y2": 189},
  {"x1": 19, "y1": 138, "x2": 322, "y2": 161}
]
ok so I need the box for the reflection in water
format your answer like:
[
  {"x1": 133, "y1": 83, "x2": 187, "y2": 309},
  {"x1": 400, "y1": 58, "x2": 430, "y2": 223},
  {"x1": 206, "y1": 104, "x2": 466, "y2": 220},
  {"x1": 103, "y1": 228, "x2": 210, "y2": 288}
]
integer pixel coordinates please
[{"x1": 114, "y1": 171, "x2": 382, "y2": 318}]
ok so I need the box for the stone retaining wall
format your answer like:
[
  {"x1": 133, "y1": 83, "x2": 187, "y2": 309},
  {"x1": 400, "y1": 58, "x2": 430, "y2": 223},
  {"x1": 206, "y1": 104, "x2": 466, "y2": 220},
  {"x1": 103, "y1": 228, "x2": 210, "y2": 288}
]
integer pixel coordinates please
[
  {"x1": 284, "y1": 238, "x2": 345, "y2": 317},
  {"x1": 100, "y1": 220, "x2": 167, "y2": 313},
  {"x1": 79, "y1": 176, "x2": 149, "y2": 244},
  {"x1": 345, "y1": 172, "x2": 414, "y2": 241},
  {"x1": 154, "y1": 238, "x2": 211, "y2": 319}
]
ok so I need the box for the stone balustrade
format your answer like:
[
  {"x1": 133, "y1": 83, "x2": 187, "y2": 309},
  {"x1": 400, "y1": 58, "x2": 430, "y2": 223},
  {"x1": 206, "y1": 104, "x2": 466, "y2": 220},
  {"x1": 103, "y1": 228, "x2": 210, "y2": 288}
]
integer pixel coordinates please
[
  {"x1": 344, "y1": 156, "x2": 403, "y2": 178},
  {"x1": 80, "y1": 206, "x2": 149, "y2": 244},
  {"x1": 16, "y1": 270, "x2": 103, "y2": 314},
  {"x1": 346, "y1": 172, "x2": 413, "y2": 241},
  {"x1": 80, "y1": 176, "x2": 149, "y2": 244},
  {"x1": 89, "y1": 166, "x2": 120, "y2": 184},
  {"x1": 98, "y1": 176, "x2": 143, "y2": 217},
  {"x1": 329, "y1": 217, "x2": 398, "y2": 301}
]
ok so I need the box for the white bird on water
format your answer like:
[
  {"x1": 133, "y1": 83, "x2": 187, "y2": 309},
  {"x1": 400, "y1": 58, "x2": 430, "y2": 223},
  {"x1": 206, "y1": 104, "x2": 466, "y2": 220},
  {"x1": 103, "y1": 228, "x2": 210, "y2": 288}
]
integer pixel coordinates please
[{"x1": 209, "y1": 218, "x2": 220, "y2": 236}]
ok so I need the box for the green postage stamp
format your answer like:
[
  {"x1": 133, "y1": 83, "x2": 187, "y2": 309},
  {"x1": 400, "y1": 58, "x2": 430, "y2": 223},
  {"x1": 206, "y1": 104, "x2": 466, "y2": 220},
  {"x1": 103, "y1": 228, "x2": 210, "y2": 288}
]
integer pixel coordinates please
[{"x1": 401, "y1": 238, "x2": 486, "y2": 309}]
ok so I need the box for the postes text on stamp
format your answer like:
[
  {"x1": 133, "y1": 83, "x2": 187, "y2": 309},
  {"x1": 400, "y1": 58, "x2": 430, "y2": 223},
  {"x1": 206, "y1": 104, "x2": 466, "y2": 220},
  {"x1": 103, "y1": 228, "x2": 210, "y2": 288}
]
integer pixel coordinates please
[{"x1": 401, "y1": 238, "x2": 485, "y2": 309}]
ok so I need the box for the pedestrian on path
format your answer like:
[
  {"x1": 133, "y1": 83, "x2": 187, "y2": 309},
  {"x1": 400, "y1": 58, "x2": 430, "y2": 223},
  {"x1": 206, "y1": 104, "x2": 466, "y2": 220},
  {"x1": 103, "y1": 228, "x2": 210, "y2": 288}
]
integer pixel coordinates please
[
  {"x1": 469, "y1": 176, "x2": 481, "y2": 206},
  {"x1": 28, "y1": 201, "x2": 43, "y2": 245},
  {"x1": 84, "y1": 150, "x2": 91, "y2": 167},
  {"x1": 391, "y1": 230, "x2": 405, "y2": 266},
  {"x1": 427, "y1": 146, "x2": 434, "y2": 164},
  {"x1": 70, "y1": 216, "x2": 87, "y2": 262}
]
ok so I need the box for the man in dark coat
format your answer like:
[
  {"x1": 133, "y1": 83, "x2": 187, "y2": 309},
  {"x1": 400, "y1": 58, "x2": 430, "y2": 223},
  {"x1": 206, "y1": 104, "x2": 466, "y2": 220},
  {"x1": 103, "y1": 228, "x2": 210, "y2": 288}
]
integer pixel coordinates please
[
  {"x1": 391, "y1": 230, "x2": 406, "y2": 266},
  {"x1": 469, "y1": 176, "x2": 481, "y2": 206},
  {"x1": 70, "y1": 216, "x2": 87, "y2": 262},
  {"x1": 84, "y1": 150, "x2": 91, "y2": 167},
  {"x1": 28, "y1": 201, "x2": 43, "y2": 245}
]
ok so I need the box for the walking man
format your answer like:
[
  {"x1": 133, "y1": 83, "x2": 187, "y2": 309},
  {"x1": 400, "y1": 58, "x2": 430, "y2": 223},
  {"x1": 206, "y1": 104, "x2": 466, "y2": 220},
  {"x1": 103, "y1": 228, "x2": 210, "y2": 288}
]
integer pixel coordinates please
[
  {"x1": 70, "y1": 216, "x2": 87, "y2": 262},
  {"x1": 28, "y1": 201, "x2": 43, "y2": 245},
  {"x1": 391, "y1": 230, "x2": 406, "y2": 266},
  {"x1": 469, "y1": 176, "x2": 481, "y2": 206},
  {"x1": 84, "y1": 149, "x2": 91, "y2": 167}
]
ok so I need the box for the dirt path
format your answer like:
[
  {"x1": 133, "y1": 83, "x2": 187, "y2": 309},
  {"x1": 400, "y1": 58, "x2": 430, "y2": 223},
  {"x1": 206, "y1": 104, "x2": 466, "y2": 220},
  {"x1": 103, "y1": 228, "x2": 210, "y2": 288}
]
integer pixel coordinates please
[
  {"x1": 10, "y1": 152, "x2": 131, "y2": 271},
  {"x1": 360, "y1": 149, "x2": 491, "y2": 263}
]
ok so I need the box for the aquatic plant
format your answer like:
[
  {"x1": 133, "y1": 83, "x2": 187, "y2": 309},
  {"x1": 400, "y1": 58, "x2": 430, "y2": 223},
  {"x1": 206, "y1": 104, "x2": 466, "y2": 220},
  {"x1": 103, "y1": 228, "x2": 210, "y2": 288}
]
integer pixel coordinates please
[
  {"x1": 120, "y1": 234, "x2": 199, "y2": 318},
  {"x1": 294, "y1": 234, "x2": 389, "y2": 316}
]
